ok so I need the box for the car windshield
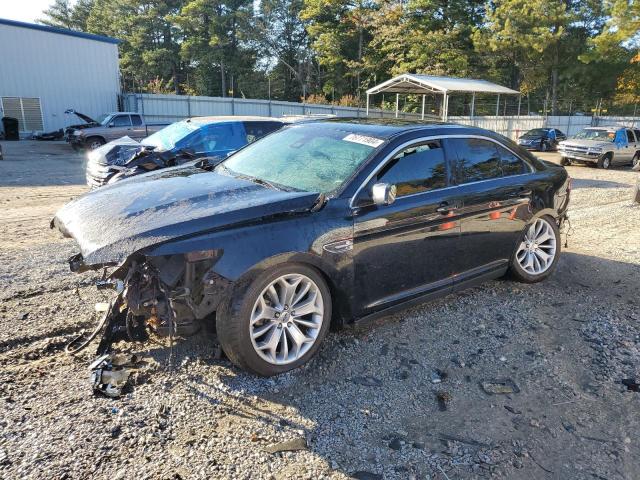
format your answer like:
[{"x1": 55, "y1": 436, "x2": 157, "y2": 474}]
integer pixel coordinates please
[
  {"x1": 523, "y1": 128, "x2": 547, "y2": 138},
  {"x1": 573, "y1": 129, "x2": 614, "y2": 141},
  {"x1": 218, "y1": 124, "x2": 381, "y2": 194},
  {"x1": 143, "y1": 120, "x2": 199, "y2": 151},
  {"x1": 98, "y1": 114, "x2": 112, "y2": 126}
]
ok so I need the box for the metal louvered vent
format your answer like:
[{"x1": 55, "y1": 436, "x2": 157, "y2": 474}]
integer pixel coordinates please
[{"x1": 1, "y1": 97, "x2": 44, "y2": 132}]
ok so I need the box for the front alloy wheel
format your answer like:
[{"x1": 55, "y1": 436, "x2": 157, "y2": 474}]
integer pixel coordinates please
[
  {"x1": 510, "y1": 217, "x2": 560, "y2": 283},
  {"x1": 250, "y1": 274, "x2": 324, "y2": 365},
  {"x1": 216, "y1": 264, "x2": 331, "y2": 376}
]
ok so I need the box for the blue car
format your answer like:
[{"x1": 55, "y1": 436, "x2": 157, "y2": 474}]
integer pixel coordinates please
[{"x1": 86, "y1": 116, "x2": 286, "y2": 188}]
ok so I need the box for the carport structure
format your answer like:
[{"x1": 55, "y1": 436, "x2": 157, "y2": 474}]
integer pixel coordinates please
[{"x1": 365, "y1": 74, "x2": 521, "y2": 121}]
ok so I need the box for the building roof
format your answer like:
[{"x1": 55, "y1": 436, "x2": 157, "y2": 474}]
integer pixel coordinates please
[
  {"x1": 366, "y1": 73, "x2": 519, "y2": 95},
  {"x1": 0, "y1": 18, "x2": 120, "y2": 45}
]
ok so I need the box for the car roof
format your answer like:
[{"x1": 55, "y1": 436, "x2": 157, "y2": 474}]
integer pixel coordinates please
[
  {"x1": 187, "y1": 115, "x2": 284, "y2": 124},
  {"x1": 287, "y1": 117, "x2": 462, "y2": 139}
]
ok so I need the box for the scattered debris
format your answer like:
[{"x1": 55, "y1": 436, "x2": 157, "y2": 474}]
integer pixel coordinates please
[
  {"x1": 263, "y1": 436, "x2": 307, "y2": 454},
  {"x1": 621, "y1": 378, "x2": 640, "y2": 392},
  {"x1": 436, "y1": 390, "x2": 452, "y2": 411},
  {"x1": 430, "y1": 369, "x2": 444, "y2": 383},
  {"x1": 504, "y1": 405, "x2": 522, "y2": 415},
  {"x1": 352, "y1": 376, "x2": 382, "y2": 387},
  {"x1": 89, "y1": 353, "x2": 140, "y2": 398},
  {"x1": 480, "y1": 378, "x2": 520, "y2": 395},
  {"x1": 388, "y1": 437, "x2": 403, "y2": 450},
  {"x1": 351, "y1": 472, "x2": 383, "y2": 480}
]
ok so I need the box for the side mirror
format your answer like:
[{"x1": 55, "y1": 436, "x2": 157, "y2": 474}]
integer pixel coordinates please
[
  {"x1": 108, "y1": 123, "x2": 114, "y2": 128},
  {"x1": 371, "y1": 183, "x2": 397, "y2": 207}
]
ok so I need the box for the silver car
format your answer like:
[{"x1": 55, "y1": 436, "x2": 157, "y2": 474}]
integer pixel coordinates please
[{"x1": 557, "y1": 126, "x2": 640, "y2": 169}]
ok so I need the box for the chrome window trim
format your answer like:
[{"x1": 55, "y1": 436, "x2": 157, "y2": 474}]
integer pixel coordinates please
[{"x1": 349, "y1": 134, "x2": 535, "y2": 208}]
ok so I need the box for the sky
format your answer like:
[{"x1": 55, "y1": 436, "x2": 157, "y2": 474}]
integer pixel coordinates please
[{"x1": 1, "y1": 0, "x2": 63, "y2": 24}]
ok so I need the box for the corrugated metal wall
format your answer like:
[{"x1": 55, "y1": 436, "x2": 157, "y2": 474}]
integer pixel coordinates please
[
  {"x1": 0, "y1": 23, "x2": 120, "y2": 133},
  {"x1": 123, "y1": 93, "x2": 602, "y2": 139}
]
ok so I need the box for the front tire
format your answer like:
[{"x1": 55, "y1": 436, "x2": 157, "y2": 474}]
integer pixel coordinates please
[
  {"x1": 216, "y1": 264, "x2": 332, "y2": 376},
  {"x1": 509, "y1": 216, "x2": 560, "y2": 283},
  {"x1": 597, "y1": 153, "x2": 612, "y2": 169},
  {"x1": 86, "y1": 137, "x2": 105, "y2": 150}
]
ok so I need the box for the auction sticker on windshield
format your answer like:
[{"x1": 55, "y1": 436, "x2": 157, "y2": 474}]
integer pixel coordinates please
[{"x1": 343, "y1": 133, "x2": 384, "y2": 148}]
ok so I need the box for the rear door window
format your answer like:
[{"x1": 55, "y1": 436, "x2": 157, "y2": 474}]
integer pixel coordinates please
[
  {"x1": 244, "y1": 121, "x2": 283, "y2": 143},
  {"x1": 635, "y1": 130, "x2": 640, "y2": 142},
  {"x1": 376, "y1": 140, "x2": 447, "y2": 197},
  {"x1": 130, "y1": 115, "x2": 143, "y2": 126},
  {"x1": 627, "y1": 130, "x2": 636, "y2": 143},
  {"x1": 185, "y1": 123, "x2": 247, "y2": 153},
  {"x1": 112, "y1": 115, "x2": 132, "y2": 127},
  {"x1": 498, "y1": 145, "x2": 530, "y2": 176},
  {"x1": 449, "y1": 138, "x2": 502, "y2": 184}
]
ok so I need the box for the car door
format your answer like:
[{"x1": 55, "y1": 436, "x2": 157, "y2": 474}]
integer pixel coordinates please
[
  {"x1": 129, "y1": 114, "x2": 146, "y2": 139},
  {"x1": 108, "y1": 114, "x2": 133, "y2": 141},
  {"x1": 352, "y1": 138, "x2": 463, "y2": 314},
  {"x1": 446, "y1": 137, "x2": 533, "y2": 287},
  {"x1": 621, "y1": 129, "x2": 638, "y2": 165}
]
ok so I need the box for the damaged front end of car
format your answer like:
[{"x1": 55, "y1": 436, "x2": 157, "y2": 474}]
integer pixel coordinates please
[{"x1": 67, "y1": 250, "x2": 232, "y2": 356}]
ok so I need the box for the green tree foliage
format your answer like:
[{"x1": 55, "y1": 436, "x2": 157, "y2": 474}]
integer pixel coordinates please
[
  {"x1": 38, "y1": 0, "x2": 638, "y2": 111},
  {"x1": 40, "y1": 0, "x2": 95, "y2": 30}
]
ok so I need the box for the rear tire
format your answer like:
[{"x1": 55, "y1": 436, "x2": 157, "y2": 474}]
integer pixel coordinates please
[
  {"x1": 216, "y1": 263, "x2": 332, "y2": 376},
  {"x1": 509, "y1": 216, "x2": 561, "y2": 283},
  {"x1": 632, "y1": 152, "x2": 640, "y2": 169},
  {"x1": 560, "y1": 157, "x2": 571, "y2": 166},
  {"x1": 597, "y1": 153, "x2": 612, "y2": 169}
]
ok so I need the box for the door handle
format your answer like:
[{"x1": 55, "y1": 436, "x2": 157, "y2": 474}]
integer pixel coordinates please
[{"x1": 436, "y1": 202, "x2": 455, "y2": 214}]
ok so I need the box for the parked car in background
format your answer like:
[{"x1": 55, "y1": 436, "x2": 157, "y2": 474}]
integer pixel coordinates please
[
  {"x1": 517, "y1": 128, "x2": 566, "y2": 151},
  {"x1": 54, "y1": 119, "x2": 571, "y2": 376},
  {"x1": 557, "y1": 126, "x2": 640, "y2": 169},
  {"x1": 68, "y1": 112, "x2": 168, "y2": 150},
  {"x1": 85, "y1": 116, "x2": 285, "y2": 188}
]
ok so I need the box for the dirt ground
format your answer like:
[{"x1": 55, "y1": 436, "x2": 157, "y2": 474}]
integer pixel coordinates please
[{"x1": 1, "y1": 140, "x2": 639, "y2": 480}]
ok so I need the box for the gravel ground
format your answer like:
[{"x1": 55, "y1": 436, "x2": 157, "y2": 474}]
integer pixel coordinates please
[{"x1": 1, "y1": 140, "x2": 639, "y2": 480}]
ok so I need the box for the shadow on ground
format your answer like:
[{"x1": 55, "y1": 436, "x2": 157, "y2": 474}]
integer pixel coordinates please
[{"x1": 135, "y1": 251, "x2": 640, "y2": 479}]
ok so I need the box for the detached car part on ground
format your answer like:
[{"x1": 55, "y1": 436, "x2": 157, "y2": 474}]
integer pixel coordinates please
[
  {"x1": 558, "y1": 126, "x2": 640, "y2": 169},
  {"x1": 85, "y1": 116, "x2": 286, "y2": 188},
  {"x1": 52, "y1": 120, "x2": 571, "y2": 376}
]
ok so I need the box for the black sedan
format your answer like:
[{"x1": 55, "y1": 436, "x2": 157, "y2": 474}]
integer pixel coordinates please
[
  {"x1": 52, "y1": 120, "x2": 570, "y2": 376},
  {"x1": 517, "y1": 128, "x2": 566, "y2": 151}
]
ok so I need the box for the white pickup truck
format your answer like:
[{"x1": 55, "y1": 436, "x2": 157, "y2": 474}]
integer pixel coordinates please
[
  {"x1": 67, "y1": 112, "x2": 168, "y2": 150},
  {"x1": 557, "y1": 126, "x2": 640, "y2": 169}
]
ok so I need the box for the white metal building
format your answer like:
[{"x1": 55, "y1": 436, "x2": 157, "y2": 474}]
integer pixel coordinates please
[{"x1": 0, "y1": 18, "x2": 120, "y2": 134}]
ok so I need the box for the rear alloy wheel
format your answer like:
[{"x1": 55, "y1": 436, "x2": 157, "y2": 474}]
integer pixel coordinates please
[
  {"x1": 216, "y1": 264, "x2": 331, "y2": 376},
  {"x1": 510, "y1": 217, "x2": 560, "y2": 283},
  {"x1": 597, "y1": 154, "x2": 612, "y2": 169},
  {"x1": 632, "y1": 153, "x2": 640, "y2": 168}
]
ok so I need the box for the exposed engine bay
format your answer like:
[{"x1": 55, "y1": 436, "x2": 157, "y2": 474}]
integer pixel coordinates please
[{"x1": 69, "y1": 253, "x2": 231, "y2": 357}]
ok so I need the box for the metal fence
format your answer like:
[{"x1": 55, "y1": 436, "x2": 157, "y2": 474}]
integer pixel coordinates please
[{"x1": 122, "y1": 93, "x2": 638, "y2": 140}]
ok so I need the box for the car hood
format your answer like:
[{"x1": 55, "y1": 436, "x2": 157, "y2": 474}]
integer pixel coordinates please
[
  {"x1": 64, "y1": 109, "x2": 97, "y2": 124},
  {"x1": 53, "y1": 166, "x2": 320, "y2": 266},
  {"x1": 560, "y1": 139, "x2": 610, "y2": 149},
  {"x1": 88, "y1": 136, "x2": 147, "y2": 166}
]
